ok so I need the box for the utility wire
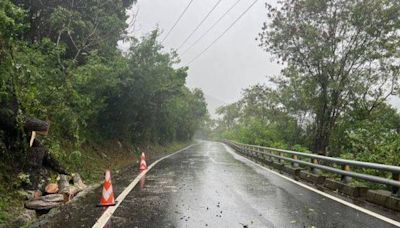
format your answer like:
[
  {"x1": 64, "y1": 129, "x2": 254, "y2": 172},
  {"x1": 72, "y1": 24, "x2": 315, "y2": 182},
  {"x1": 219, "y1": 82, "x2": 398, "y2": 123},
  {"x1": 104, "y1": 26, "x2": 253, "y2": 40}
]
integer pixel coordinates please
[
  {"x1": 185, "y1": 0, "x2": 258, "y2": 66},
  {"x1": 161, "y1": 0, "x2": 196, "y2": 43},
  {"x1": 176, "y1": 0, "x2": 223, "y2": 50},
  {"x1": 180, "y1": 0, "x2": 243, "y2": 56},
  {"x1": 127, "y1": 7, "x2": 140, "y2": 35}
]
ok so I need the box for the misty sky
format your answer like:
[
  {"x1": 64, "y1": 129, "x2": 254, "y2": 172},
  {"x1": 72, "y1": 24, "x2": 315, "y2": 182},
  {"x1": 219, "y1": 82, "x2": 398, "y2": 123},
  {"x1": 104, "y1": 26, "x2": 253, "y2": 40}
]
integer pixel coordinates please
[
  {"x1": 122, "y1": 0, "x2": 399, "y2": 113},
  {"x1": 125, "y1": 0, "x2": 281, "y2": 107}
]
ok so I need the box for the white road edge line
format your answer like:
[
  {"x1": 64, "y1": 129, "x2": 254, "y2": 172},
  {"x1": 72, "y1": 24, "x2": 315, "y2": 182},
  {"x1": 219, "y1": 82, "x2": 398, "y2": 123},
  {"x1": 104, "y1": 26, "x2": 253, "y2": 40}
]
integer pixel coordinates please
[
  {"x1": 92, "y1": 144, "x2": 195, "y2": 228},
  {"x1": 222, "y1": 143, "x2": 400, "y2": 227}
]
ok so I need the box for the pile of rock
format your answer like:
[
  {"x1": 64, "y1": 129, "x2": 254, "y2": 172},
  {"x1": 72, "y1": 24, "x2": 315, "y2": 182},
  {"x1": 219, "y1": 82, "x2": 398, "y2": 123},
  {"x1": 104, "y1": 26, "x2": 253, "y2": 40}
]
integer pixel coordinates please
[{"x1": 25, "y1": 174, "x2": 87, "y2": 211}]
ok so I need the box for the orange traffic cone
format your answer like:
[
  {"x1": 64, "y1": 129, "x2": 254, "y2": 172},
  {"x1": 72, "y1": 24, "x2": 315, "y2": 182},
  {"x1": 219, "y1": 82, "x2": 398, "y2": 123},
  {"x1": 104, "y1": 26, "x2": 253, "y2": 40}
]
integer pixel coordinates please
[
  {"x1": 97, "y1": 170, "x2": 116, "y2": 207},
  {"x1": 139, "y1": 152, "x2": 147, "y2": 171}
]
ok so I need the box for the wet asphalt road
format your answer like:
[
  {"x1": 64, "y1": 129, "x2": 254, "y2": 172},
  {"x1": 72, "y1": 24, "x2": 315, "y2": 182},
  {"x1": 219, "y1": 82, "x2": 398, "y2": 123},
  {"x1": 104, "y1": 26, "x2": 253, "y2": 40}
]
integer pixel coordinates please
[{"x1": 107, "y1": 141, "x2": 397, "y2": 228}]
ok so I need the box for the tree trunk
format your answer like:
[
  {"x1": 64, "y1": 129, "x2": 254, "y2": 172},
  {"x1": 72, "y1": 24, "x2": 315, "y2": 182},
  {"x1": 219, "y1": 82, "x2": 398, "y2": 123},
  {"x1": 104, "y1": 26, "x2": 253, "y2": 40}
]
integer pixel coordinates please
[
  {"x1": 26, "y1": 139, "x2": 69, "y2": 190},
  {"x1": 44, "y1": 153, "x2": 69, "y2": 175},
  {"x1": 28, "y1": 139, "x2": 69, "y2": 174},
  {"x1": 24, "y1": 118, "x2": 49, "y2": 134},
  {"x1": 0, "y1": 90, "x2": 25, "y2": 159},
  {"x1": 27, "y1": 146, "x2": 47, "y2": 168},
  {"x1": 312, "y1": 78, "x2": 332, "y2": 156},
  {"x1": 26, "y1": 146, "x2": 48, "y2": 190},
  {"x1": 25, "y1": 199, "x2": 63, "y2": 211},
  {"x1": 58, "y1": 174, "x2": 80, "y2": 202},
  {"x1": 312, "y1": 128, "x2": 330, "y2": 155}
]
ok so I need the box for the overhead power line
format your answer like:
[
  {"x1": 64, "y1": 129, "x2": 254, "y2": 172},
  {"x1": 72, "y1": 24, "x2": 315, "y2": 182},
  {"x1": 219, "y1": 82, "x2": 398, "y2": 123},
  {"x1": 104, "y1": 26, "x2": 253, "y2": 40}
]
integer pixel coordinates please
[
  {"x1": 180, "y1": 0, "x2": 243, "y2": 56},
  {"x1": 127, "y1": 7, "x2": 140, "y2": 35},
  {"x1": 185, "y1": 0, "x2": 259, "y2": 66},
  {"x1": 161, "y1": 0, "x2": 196, "y2": 43},
  {"x1": 176, "y1": 0, "x2": 223, "y2": 50}
]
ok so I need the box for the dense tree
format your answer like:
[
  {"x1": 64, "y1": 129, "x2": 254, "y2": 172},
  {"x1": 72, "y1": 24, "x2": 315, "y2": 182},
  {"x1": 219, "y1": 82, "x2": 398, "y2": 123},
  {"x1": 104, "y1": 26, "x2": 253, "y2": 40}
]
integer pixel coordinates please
[
  {"x1": 215, "y1": 84, "x2": 305, "y2": 149},
  {"x1": 0, "y1": 0, "x2": 208, "y2": 169},
  {"x1": 0, "y1": 0, "x2": 205, "y2": 223},
  {"x1": 216, "y1": 0, "x2": 400, "y2": 164},
  {"x1": 0, "y1": 0, "x2": 29, "y2": 161},
  {"x1": 258, "y1": 0, "x2": 400, "y2": 154},
  {"x1": 97, "y1": 31, "x2": 208, "y2": 144},
  {"x1": 332, "y1": 103, "x2": 400, "y2": 164},
  {"x1": 13, "y1": 0, "x2": 133, "y2": 63}
]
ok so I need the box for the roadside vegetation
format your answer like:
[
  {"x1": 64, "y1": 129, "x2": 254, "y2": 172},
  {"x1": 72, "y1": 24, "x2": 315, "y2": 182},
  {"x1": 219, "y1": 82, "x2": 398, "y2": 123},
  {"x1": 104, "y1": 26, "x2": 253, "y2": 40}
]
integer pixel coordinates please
[
  {"x1": 215, "y1": 0, "x2": 400, "y2": 167},
  {"x1": 0, "y1": 0, "x2": 208, "y2": 223}
]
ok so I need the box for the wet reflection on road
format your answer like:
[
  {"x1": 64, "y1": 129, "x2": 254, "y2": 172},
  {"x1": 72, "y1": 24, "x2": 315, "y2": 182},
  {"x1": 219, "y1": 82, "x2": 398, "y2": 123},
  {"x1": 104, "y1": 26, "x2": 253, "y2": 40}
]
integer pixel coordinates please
[
  {"x1": 102, "y1": 208, "x2": 112, "y2": 228},
  {"x1": 110, "y1": 142, "x2": 397, "y2": 228},
  {"x1": 140, "y1": 175, "x2": 146, "y2": 191}
]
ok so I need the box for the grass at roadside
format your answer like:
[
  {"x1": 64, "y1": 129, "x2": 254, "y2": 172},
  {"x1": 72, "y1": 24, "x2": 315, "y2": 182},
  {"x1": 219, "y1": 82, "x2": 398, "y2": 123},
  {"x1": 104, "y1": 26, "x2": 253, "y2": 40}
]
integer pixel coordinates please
[{"x1": 61, "y1": 141, "x2": 192, "y2": 184}]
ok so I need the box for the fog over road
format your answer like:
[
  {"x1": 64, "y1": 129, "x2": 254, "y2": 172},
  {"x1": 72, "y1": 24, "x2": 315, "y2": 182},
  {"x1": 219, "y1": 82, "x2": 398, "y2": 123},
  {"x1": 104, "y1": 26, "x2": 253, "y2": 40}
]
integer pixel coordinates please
[{"x1": 107, "y1": 142, "x2": 396, "y2": 228}]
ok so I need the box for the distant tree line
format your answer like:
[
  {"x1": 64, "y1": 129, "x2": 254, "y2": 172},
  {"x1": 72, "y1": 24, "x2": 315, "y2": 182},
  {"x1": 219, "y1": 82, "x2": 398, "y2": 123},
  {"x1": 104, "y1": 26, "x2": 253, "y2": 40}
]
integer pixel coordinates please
[
  {"x1": 0, "y1": 0, "x2": 208, "y2": 165},
  {"x1": 215, "y1": 0, "x2": 400, "y2": 165}
]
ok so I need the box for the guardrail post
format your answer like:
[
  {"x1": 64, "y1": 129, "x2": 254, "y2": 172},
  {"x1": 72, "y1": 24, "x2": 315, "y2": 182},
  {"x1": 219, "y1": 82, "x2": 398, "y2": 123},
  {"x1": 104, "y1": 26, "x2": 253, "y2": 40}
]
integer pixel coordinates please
[
  {"x1": 252, "y1": 147, "x2": 257, "y2": 160},
  {"x1": 271, "y1": 150, "x2": 277, "y2": 163},
  {"x1": 269, "y1": 150, "x2": 273, "y2": 162},
  {"x1": 264, "y1": 149, "x2": 271, "y2": 162},
  {"x1": 292, "y1": 155, "x2": 299, "y2": 168},
  {"x1": 257, "y1": 147, "x2": 264, "y2": 163},
  {"x1": 248, "y1": 146, "x2": 253, "y2": 158},
  {"x1": 279, "y1": 152, "x2": 284, "y2": 164},
  {"x1": 392, "y1": 172, "x2": 400, "y2": 196},
  {"x1": 255, "y1": 147, "x2": 260, "y2": 162},
  {"x1": 341, "y1": 164, "x2": 352, "y2": 184},
  {"x1": 311, "y1": 158, "x2": 321, "y2": 174}
]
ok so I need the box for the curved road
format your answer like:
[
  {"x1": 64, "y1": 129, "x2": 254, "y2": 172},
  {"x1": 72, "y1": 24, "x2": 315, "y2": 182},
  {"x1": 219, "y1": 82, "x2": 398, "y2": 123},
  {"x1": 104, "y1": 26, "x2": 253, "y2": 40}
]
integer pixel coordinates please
[{"x1": 106, "y1": 141, "x2": 397, "y2": 228}]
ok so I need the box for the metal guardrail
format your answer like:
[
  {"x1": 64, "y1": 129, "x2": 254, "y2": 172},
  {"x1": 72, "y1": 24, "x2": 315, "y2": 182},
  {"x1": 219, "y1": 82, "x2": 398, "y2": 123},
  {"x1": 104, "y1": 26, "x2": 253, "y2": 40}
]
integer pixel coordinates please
[{"x1": 224, "y1": 140, "x2": 400, "y2": 194}]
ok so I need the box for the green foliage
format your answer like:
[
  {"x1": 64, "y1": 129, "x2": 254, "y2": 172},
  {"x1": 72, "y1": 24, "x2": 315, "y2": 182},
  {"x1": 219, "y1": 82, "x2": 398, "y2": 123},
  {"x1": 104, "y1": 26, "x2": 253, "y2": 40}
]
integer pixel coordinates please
[
  {"x1": 0, "y1": 0, "x2": 208, "y2": 170},
  {"x1": 69, "y1": 151, "x2": 83, "y2": 170},
  {"x1": 215, "y1": 84, "x2": 304, "y2": 149},
  {"x1": 0, "y1": 0, "x2": 207, "y2": 224},
  {"x1": 336, "y1": 103, "x2": 400, "y2": 166},
  {"x1": 258, "y1": 0, "x2": 400, "y2": 154},
  {"x1": 0, "y1": 0, "x2": 25, "y2": 41},
  {"x1": 98, "y1": 31, "x2": 208, "y2": 144},
  {"x1": 217, "y1": 0, "x2": 400, "y2": 168}
]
